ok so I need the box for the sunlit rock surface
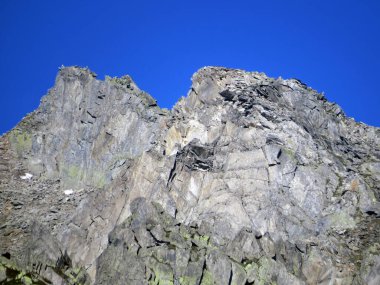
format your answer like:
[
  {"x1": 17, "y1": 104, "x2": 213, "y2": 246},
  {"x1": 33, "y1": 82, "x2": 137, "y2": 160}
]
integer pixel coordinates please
[{"x1": 0, "y1": 66, "x2": 379, "y2": 284}]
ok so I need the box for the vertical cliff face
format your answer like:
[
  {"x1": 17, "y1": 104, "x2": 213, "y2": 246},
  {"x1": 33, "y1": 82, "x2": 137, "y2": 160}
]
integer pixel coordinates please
[
  {"x1": 0, "y1": 66, "x2": 379, "y2": 285},
  {"x1": 3, "y1": 67, "x2": 163, "y2": 186}
]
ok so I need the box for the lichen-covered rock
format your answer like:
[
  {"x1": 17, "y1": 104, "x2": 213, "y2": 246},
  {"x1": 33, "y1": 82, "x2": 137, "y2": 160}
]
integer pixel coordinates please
[{"x1": 0, "y1": 66, "x2": 379, "y2": 284}]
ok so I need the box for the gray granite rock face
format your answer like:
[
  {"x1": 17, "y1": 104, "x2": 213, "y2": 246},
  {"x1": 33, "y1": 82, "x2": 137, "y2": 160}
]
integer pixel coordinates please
[{"x1": 0, "y1": 66, "x2": 379, "y2": 284}]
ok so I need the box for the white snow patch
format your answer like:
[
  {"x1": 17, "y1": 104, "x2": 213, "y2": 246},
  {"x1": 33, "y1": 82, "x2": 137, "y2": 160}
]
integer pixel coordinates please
[
  {"x1": 64, "y1": 189, "x2": 74, "y2": 195},
  {"x1": 20, "y1": 173, "x2": 33, "y2": 180}
]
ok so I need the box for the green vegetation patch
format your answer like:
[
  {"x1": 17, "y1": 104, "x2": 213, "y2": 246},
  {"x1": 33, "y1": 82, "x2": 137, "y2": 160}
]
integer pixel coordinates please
[
  {"x1": 199, "y1": 269, "x2": 214, "y2": 285},
  {"x1": 328, "y1": 210, "x2": 356, "y2": 230},
  {"x1": 149, "y1": 263, "x2": 174, "y2": 285},
  {"x1": 9, "y1": 129, "x2": 33, "y2": 155}
]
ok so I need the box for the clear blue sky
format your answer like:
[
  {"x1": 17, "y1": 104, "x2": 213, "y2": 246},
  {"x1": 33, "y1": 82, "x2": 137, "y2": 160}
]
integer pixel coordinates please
[{"x1": 1, "y1": 0, "x2": 379, "y2": 134}]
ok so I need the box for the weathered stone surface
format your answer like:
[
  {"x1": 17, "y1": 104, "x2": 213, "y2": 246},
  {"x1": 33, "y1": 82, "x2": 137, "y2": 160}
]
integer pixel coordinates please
[{"x1": 0, "y1": 66, "x2": 379, "y2": 284}]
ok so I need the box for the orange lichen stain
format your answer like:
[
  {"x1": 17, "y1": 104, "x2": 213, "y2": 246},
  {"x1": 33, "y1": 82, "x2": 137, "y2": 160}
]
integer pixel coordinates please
[{"x1": 350, "y1": 179, "x2": 359, "y2": 192}]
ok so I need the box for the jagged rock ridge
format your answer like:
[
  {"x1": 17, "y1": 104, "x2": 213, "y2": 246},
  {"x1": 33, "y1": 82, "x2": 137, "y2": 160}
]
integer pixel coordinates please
[{"x1": 0, "y1": 66, "x2": 379, "y2": 284}]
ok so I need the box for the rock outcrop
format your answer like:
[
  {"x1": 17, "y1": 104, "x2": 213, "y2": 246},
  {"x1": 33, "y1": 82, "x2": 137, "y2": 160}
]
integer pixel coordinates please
[{"x1": 0, "y1": 66, "x2": 379, "y2": 284}]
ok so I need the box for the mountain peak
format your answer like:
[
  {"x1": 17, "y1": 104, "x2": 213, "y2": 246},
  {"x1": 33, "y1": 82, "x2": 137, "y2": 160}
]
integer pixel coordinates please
[{"x1": 0, "y1": 66, "x2": 379, "y2": 284}]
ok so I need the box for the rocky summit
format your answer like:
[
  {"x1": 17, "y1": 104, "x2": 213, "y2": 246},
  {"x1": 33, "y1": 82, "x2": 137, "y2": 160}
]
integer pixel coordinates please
[{"x1": 0, "y1": 66, "x2": 379, "y2": 285}]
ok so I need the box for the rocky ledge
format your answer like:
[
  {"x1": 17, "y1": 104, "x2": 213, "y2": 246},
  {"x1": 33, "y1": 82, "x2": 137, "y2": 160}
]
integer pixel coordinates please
[{"x1": 0, "y1": 66, "x2": 379, "y2": 284}]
